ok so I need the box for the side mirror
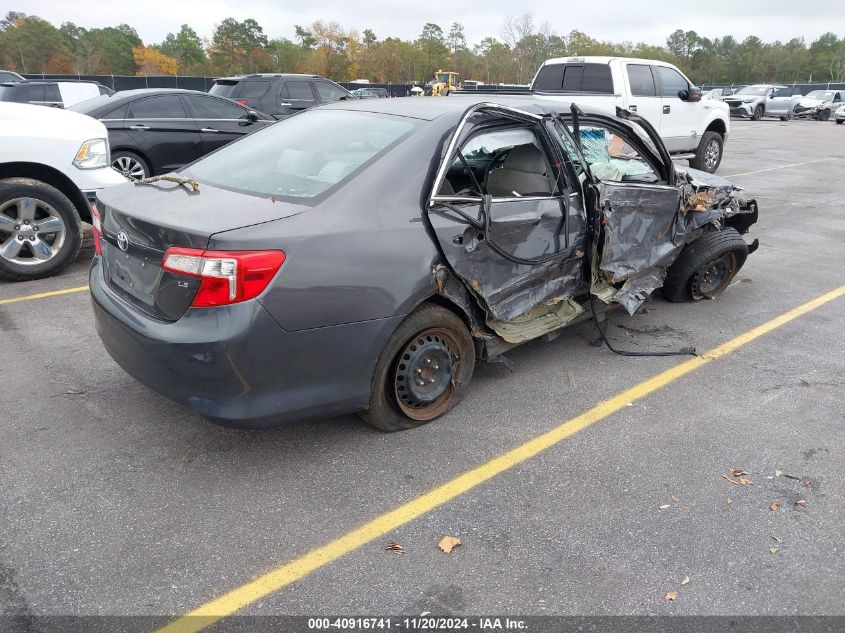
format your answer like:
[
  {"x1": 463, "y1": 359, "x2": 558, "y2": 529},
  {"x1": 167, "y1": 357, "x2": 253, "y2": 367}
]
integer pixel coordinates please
[
  {"x1": 247, "y1": 110, "x2": 259, "y2": 121},
  {"x1": 768, "y1": 94, "x2": 775, "y2": 99},
  {"x1": 678, "y1": 87, "x2": 702, "y2": 102}
]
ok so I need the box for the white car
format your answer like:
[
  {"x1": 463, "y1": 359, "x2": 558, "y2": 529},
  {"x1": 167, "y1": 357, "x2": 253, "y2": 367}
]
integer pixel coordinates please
[
  {"x1": 529, "y1": 56, "x2": 731, "y2": 172},
  {"x1": 722, "y1": 84, "x2": 803, "y2": 121},
  {"x1": 792, "y1": 90, "x2": 844, "y2": 121},
  {"x1": 835, "y1": 104, "x2": 845, "y2": 124},
  {"x1": 0, "y1": 102, "x2": 126, "y2": 281}
]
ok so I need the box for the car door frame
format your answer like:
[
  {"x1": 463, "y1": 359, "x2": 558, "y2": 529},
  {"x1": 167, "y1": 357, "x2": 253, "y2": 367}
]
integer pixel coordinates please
[
  {"x1": 427, "y1": 102, "x2": 588, "y2": 323},
  {"x1": 182, "y1": 93, "x2": 270, "y2": 155},
  {"x1": 278, "y1": 79, "x2": 318, "y2": 115},
  {"x1": 124, "y1": 94, "x2": 203, "y2": 175},
  {"x1": 653, "y1": 64, "x2": 701, "y2": 153}
]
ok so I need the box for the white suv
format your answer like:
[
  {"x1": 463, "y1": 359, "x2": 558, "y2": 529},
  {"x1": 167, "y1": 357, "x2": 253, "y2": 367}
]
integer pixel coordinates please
[
  {"x1": 531, "y1": 56, "x2": 731, "y2": 172},
  {"x1": 0, "y1": 102, "x2": 126, "y2": 281}
]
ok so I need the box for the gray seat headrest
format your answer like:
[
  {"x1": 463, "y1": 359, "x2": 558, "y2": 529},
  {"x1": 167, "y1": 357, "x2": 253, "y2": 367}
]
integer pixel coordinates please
[{"x1": 503, "y1": 144, "x2": 547, "y2": 174}]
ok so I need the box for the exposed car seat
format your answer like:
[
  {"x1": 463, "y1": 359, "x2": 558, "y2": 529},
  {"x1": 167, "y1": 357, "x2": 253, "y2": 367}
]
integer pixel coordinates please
[{"x1": 486, "y1": 144, "x2": 552, "y2": 197}]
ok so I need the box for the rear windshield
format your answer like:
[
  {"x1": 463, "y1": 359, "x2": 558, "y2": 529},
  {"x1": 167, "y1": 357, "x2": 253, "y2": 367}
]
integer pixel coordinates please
[
  {"x1": 533, "y1": 63, "x2": 613, "y2": 94},
  {"x1": 210, "y1": 80, "x2": 270, "y2": 99},
  {"x1": 68, "y1": 94, "x2": 113, "y2": 113},
  {"x1": 184, "y1": 110, "x2": 416, "y2": 200}
]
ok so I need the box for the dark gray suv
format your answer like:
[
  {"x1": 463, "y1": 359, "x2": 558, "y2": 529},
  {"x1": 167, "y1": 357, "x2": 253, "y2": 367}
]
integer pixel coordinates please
[{"x1": 209, "y1": 73, "x2": 354, "y2": 119}]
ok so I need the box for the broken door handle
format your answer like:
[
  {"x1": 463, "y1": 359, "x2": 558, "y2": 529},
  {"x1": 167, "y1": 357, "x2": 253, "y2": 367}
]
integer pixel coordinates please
[{"x1": 663, "y1": 105, "x2": 671, "y2": 114}]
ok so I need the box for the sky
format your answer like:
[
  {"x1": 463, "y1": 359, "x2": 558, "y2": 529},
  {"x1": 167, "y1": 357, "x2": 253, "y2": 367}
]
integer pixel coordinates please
[{"x1": 9, "y1": 0, "x2": 845, "y2": 46}]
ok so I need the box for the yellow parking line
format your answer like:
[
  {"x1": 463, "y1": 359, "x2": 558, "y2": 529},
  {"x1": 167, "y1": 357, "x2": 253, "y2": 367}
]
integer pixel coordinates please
[
  {"x1": 724, "y1": 157, "x2": 836, "y2": 178},
  {"x1": 0, "y1": 285, "x2": 89, "y2": 306},
  {"x1": 157, "y1": 283, "x2": 845, "y2": 633}
]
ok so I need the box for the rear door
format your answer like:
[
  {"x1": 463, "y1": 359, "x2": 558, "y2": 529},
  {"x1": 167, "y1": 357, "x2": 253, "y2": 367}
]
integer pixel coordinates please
[
  {"x1": 183, "y1": 93, "x2": 271, "y2": 154},
  {"x1": 125, "y1": 94, "x2": 201, "y2": 174},
  {"x1": 624, "y1": 63, "x2": 662, "y2": 130},
  {"x1": 279, "y1": 80, "x2": 317, "y2": 115},
  {"x1": 428, "y1": 104, "x2": 586, "y2": 329},
  {"x1": 654, "y1": 65, "x2": 700, "y2": 152}
]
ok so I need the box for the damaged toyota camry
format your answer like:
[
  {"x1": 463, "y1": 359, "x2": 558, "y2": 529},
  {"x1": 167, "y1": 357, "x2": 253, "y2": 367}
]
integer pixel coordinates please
[{"x1": 90, "y1": 96, "x2": 758, "y2": 432}]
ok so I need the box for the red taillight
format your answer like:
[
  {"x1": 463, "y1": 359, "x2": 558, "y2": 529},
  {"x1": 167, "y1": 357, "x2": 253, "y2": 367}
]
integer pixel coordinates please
[
  {"x1": 161, "y1": 247, "x2": 285, "y2": 308},
  {"x1": 90, "y1": 203, "x2": 103, "y2": 256},
  {"x1": 235, "y1": 99, "x2": 248, "y2": 105}
]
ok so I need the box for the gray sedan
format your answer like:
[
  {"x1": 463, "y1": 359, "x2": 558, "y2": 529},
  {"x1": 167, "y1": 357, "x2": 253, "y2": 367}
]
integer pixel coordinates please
[{"x1": 90, "y1": 97, "x2": 758, "y2": 431}]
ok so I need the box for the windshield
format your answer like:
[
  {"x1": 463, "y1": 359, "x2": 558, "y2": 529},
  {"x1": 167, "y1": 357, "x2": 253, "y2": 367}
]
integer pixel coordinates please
[
  {"x1": 805, "y1": 90, "x2": 833, "y2": 100},
  {"x1": 735, "y1": 85, "x2": 769, "y2": 96},
  {"x1": 184, "y1": 110, "x2": 416, "y2": 200},
  {"x1": 436, "y1": 74, "x2": 451, "y2": 83},
  {"x1": 209, "y1": 81, "x2": 237, "y2": 98}
]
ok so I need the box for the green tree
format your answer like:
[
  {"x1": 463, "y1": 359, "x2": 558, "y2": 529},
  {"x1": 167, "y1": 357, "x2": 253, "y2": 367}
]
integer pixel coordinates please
[
  {"x1": 209, "y1": 17, "x2": 268, "y2": 74},
  {"x1": 417, "y1": 23, "x2": 448, "y2": 76},
  {"x1": 160, "y1": 24, "x2": 205, "y2": 73}
]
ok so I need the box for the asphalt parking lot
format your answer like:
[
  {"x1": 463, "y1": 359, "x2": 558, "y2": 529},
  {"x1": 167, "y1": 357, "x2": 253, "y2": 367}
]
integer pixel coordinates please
[{"x1": 1, "y1": 118, "x2": 844, "y2": 630}]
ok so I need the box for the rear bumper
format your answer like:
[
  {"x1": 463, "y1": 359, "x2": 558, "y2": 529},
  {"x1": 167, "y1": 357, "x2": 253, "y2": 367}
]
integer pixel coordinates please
[{"x1": 90, "y1": 259, "x2": 402, "y2": 428}]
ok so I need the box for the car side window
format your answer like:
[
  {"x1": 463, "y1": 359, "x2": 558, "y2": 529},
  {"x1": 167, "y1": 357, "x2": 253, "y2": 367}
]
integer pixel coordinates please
[
  {"x1": 27, "y1": 84, "x2": 45, "y2": 102},
  {"x1": 186, "y1": 95, "x2": 247, "y2": 119},
  {"x1": 281, "y1": 81, "x2": 315, "y2": 102},
  {"x1": 656, "y1": 66, "x2": 689, "y2": 98},
  {"x1": 627, "y1": 64, "x2": 656, "y2": 97},
  {"x1": 440, "y1": 127, "x2": 561, "y2": 198},
  {"x1": 773, "y1": 87, "x2": 791, "y2": 98},
  {"x1": 127, "y1": 95, "x2": 187, "y2": 119},
  {"x1": 314, "y1": 80, "x2": 348, "y2": 102},
  {"x1": 44, "y1": 84, "x2": 61, "y2": 103},
  {"x1": 577, "y1": 125, "x2": 660, "y2": 184}
]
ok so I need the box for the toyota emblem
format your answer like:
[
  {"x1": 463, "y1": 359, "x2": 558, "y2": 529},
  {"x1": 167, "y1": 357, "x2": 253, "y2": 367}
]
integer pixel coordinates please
[{"x1": 116, "y1": 230, "x2": 129, "y2": 252}]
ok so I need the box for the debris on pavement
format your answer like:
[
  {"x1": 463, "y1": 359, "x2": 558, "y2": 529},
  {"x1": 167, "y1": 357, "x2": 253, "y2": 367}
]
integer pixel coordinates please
[
  {"x1": 770, "y1": 547, "x2": 780, "y2": 554},
  {"x1": 770, "y1": 501, "x2": 780, "y2": 512},
  {"x1": 386, "y1": 541, "x2": 405, "y2": 555},
  {"x1": 681, "y1": 577, "x2": 690, "y2": 586},
  {"x1": 438, "y1": 536, "x2": 461, "y2": 554},
  {"x1": 664, "y1": 591, "x2": 678, "y2": 601}
]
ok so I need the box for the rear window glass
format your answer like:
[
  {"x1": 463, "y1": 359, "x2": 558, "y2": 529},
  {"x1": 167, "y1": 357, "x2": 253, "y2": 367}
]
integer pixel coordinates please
[
  {"x1": 533, "y1": 63, "x2": 612, "y2": 94},
  {"x1": 232, "y1": 81, "x2": 270, "y2": 99},
  {"x1": 210, "y1": 81, "x2": 236, "y2": 98},
  {"x1": 184, "y1": 110, "x2": 416, "y2": 200},
  {"x1": 44, "y1": 84, "x2": 61, "y2": 102}
]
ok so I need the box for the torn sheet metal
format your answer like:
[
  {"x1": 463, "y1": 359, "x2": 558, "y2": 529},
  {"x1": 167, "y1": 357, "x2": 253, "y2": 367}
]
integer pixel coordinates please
[{"x1": 486, "y1": 298, "x2": 583, "y2": 344}]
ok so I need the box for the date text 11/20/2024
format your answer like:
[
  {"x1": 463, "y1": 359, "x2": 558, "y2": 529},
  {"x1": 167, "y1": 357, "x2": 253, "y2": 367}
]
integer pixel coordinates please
[{"x1": 307, "y1": 617, "x2": 528, "y2": 630}]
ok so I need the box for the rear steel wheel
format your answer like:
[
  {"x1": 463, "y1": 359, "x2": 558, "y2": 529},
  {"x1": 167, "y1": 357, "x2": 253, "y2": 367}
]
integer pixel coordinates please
[{"x1": 393, "y1": 328, "x2": 460, "y2": 420}]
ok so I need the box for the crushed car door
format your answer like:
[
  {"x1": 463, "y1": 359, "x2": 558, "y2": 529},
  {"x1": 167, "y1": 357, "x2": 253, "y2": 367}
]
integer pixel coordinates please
[
  {"x1": 556, "y1": 108, "x2": 685, "y2": 314},
  {"x1": 427, "y1": 104, "x2": 588, "y2": 342}
]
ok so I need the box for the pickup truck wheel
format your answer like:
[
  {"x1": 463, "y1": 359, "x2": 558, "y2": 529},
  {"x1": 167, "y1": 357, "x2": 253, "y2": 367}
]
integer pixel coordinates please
[
  {"x1": 662, "y1": 228, "x2": 748, "y2": 302},
  {"x1": 360, "y1": 304, "x2": 475, "y2": 432},
  {"x1": 689, "y1": 131, "x2": 723, "y2": 173},
  {"x1": 751, "y1": 105, "x2": 764, "y2": 121},
  {"x1": 112, "y1": 151, "x2": 150, "y2": 180},
  {"x1": 0, "y1": 178, "x2": 82, "y2": 282}
]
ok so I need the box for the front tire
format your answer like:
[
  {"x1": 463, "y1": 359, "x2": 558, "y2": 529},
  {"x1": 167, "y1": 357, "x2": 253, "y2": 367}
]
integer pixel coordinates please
[
  {"x1": 662, "y1": 228, "x2": 749, "y2": 302},
  {"x1": 0, "y1": 178, "x2": 82, "y2": 281},
  {"x1": 360, "y1": 303, "x2": 475, "y2": 432},
  {"x1": 836, "y1": 119, "x2": 844, "y2": 125},
  {"x1": 689, "y1": 131, "x2": 723, "y2": 173},
  {"x1": 817, "y1": 109, "x2": 831, "y2": 122},
  {"x1": 112, "y1": 150, "x2": 150, "y2": 180},
  {"x1": 751, "y1": 105, "x2": 764, "y2": 121}
]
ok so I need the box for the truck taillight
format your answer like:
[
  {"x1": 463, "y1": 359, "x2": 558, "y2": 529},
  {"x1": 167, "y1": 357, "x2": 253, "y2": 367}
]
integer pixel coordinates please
[
  {"x1": 161, "y1": 247, "x2": 285, "y2": 307},
  {"x1": 91, "y1": 203, "x2": 103, "y2": 256}
]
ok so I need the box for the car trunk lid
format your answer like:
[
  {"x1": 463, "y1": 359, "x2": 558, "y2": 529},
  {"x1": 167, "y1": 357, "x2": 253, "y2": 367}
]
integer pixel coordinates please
[{"x1": 95, "y1": 180, "x2": 307, "y2": 321}]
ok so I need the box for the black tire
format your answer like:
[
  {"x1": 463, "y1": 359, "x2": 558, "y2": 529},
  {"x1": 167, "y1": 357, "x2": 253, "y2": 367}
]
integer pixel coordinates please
[
  {"x1": 112, "y1": 150, "x2": 150, "y2": 180},
  {"x1": 689, "y1": 131, "x2": 723, "y2": 173},
  {"x1": 836, "y1": 119, "x2": 844, "y2": 124},
  {"x1": 0, "y1": 178, "x2": 82, "y2": 282},
  {"x1": 751, "y1": 104, "x2": 764, "y2": 121},
  {"x1": 817, "y1": 109, "x2": 831, "y2": 122},
  {"x1": 359, "y1": 303, "x2": 475, "y2": 432},
  {"x1": 662, "y1": 228, "x2": 749, "y2": 303}
]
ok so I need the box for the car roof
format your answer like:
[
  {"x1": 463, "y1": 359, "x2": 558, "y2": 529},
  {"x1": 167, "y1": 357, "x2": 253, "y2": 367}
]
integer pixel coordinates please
[
  {"x1": 320, "y1": 94, "x2": 606, "y2": 121},
  {"x1": 214, "y1": 74, "x2": 321, "y2": 81},
  {"x1": 10, "y1": 78, "x2": 105, "y2": 85}
]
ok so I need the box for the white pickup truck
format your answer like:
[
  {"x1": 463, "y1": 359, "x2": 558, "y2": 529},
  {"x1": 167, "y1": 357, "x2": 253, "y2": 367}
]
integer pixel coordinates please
[
  {"x1": 531, "y1": 56, "x2": 730, "y2": 172},
  {"x1": 0, "y1": 102, "x2": 126, "y2": 281}
]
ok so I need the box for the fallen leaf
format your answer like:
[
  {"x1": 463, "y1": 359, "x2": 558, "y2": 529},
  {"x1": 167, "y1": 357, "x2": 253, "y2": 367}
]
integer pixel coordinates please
[
  {"x1": 775, "y1": 469, "x2": 783, "y2": 477},
  {"x1": 731, "y1": 468, "x2": 749, "y2": 477},
  {"x1": 180, "y1": 455, "x2": 191, "y2": 464},
  {"x1": 420, "y1": 612, "x2": 431, "y2": 617},
  {"x1": 681, "y1": 576, "x2": 690, "y2": 586},
  {"x1": 438, "y1": 536, "x2": 461, "y2": 554},
  {"x1": 770, "y1": 501, "x2": 780, "y2": 512},
  {"x1": 803, "y1": 480, "x2": 812, "y2": 488},
  {"x1": 794, "y1": 499, "x2": 807, "y2": 508},
  {"x1": 722, "y1": 475, "x2": 740, "y2": 486},
  {"x1": 664, "y1": 591, "x2": 678, "y2": 602},
  {"x1": 769, "y1": 547, "x2": 780, "y2": 554},
  {"x1": 671, "y1": 496, "x2": 679, "y2": 502},
  {"x1": 771, "y1": 536, "x2": 783, "y2": 543},
  {"x1": 739, "y1": 478, "x2": 753, "y2": 486},
  {"x1": 659, "y1": 504, "x2": 671, "y2": 510},
  {"x1": 626, "y1": 402, "x2": 633, "y2": 407},
  {"x1": 385, "y1": 541, "x2": 405, "y2": 554},
  {"x1": 725, "y1": 497, "x2": 733, "y2": 505}
]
